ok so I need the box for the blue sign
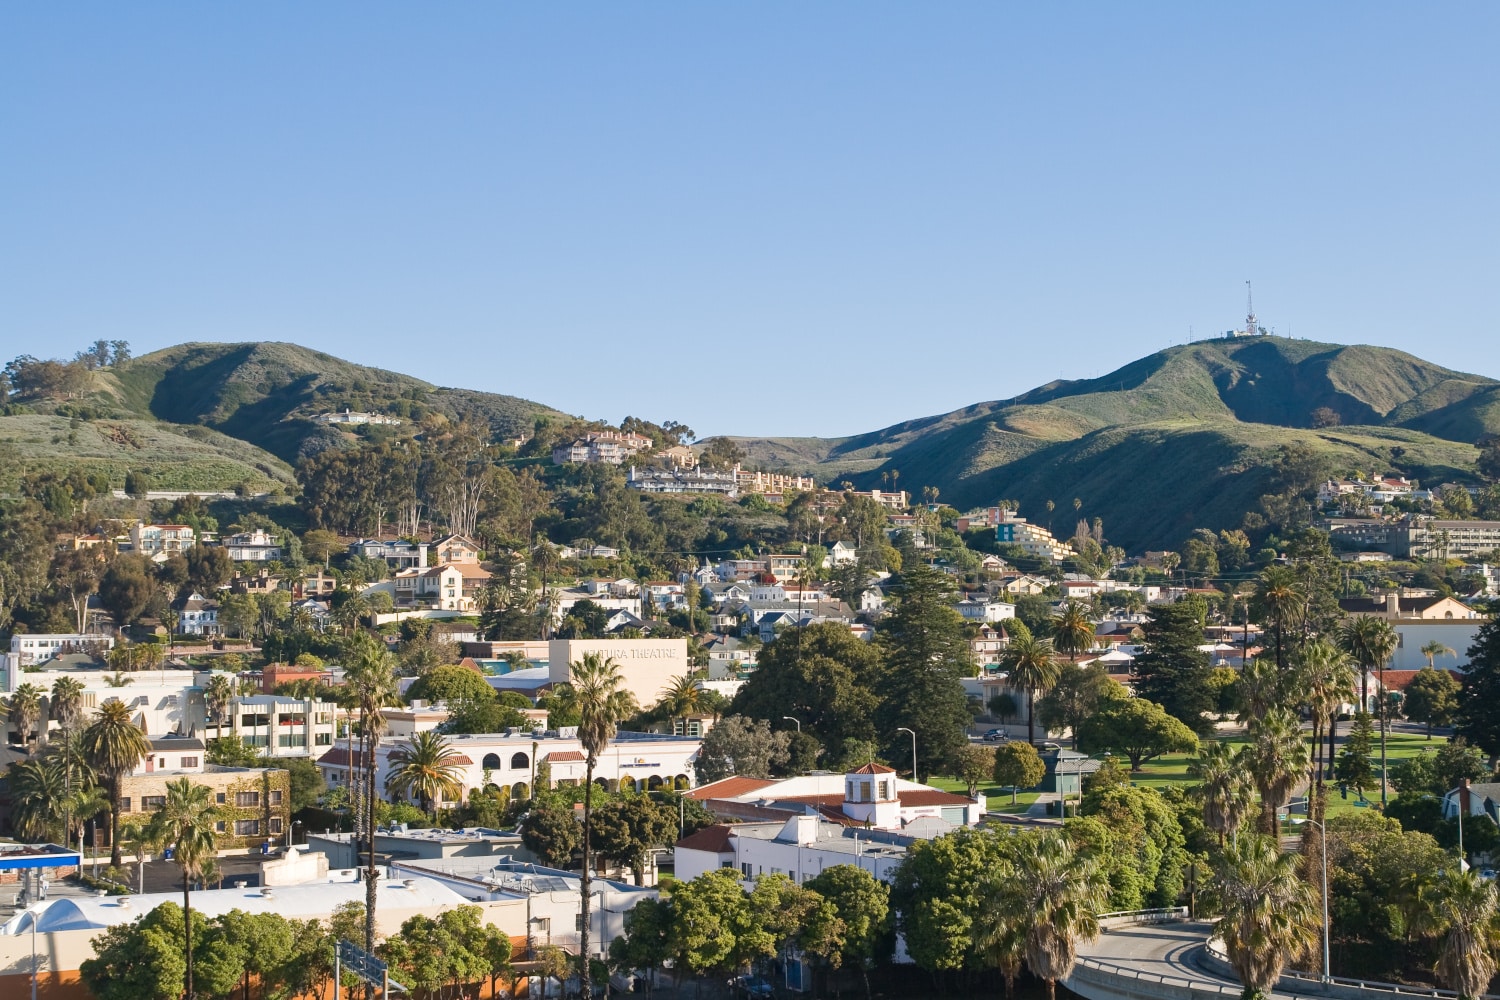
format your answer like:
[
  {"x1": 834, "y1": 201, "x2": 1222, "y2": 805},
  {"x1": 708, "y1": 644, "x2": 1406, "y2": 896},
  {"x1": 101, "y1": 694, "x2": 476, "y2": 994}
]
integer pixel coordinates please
[{"x1": 338, "y1": 940, "x2": 392, "y2": 988}]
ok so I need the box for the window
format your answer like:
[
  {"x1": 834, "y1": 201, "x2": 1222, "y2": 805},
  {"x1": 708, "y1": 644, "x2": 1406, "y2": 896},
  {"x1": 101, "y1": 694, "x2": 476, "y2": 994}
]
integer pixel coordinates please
[
  {"x1": 269, "y1": 790, "x2": 283, "y2": 805},
  {"x1": 278, "y1": 734, "x2": 307, "y2": 747},
  {"x1": 215, "y1": 792, "x2": 226, "y2": 804},
  {"x1": 214, "y1": 821, "x2": 226, "y2": 833},
  {"x1": 482, "y1": 753, "x2": 502, "y2": 770},
  {"x1": 741, "y1": 863, "x2": 753, "y2": 877},
  {"x1": 510, "y1": 752, "x2": 529, "y2": 770},
  {"x1": 240, "y1": 713, "x2": 270, "y2": 727},
  {"x1": 234, "y1": 819, "x2": 261, "y2": 837},
  {"x1": 120, "y1": 798, "x2": 131, "y2": 813},
  {"x1": 181, "y1": 757, "x2": 199, "y2": 769},
  {"x1": 235, "y1": 791, "x2": 260, "y2": 807},
  {"x1": 270, "y1": 818, "x2": 283, "y2": 834},
  {"x1": 141, "y1": 795, "x2": 166, "y2": 810},
  {"x1": 315, "y1": 733, "x2": 332, "y2": 746}
]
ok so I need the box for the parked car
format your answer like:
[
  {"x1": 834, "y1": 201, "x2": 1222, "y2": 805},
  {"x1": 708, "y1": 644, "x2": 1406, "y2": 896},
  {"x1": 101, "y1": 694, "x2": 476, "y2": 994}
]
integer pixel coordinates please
[
  {"x1": 730, "y1": 975, "x2": 775, "y2": 998},
  {"x1": 981, "y1": 729, "x2": 1009, "y2": 742}
]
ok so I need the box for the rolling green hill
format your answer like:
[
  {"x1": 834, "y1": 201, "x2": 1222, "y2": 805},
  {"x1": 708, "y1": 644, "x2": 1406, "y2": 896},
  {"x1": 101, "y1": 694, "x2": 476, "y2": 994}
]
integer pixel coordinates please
[
  {"x1": 734, "y1": 338, "x2": 1499, "y2": 551},
  {"x1": 93, "y1": 341, "x2": 562, "y2": 464}
]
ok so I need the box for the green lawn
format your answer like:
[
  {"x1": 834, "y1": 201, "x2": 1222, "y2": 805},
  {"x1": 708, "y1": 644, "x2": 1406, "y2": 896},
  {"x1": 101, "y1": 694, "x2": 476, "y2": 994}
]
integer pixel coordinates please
[{"x1": 928, "y1": 775, "x2": 1042, "y2": 813}]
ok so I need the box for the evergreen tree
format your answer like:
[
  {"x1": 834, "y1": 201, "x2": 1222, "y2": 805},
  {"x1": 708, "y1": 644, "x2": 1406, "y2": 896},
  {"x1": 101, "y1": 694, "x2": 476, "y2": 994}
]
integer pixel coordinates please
[
  {"x1": 1337, "y1": 712, "x2": 1376, "y2": 801},
  {"x1": 1131, "y1": 602, "x2": 1214, "y2": 735},
  {"x1": 873, "y1": 566, "x2": 974, "y2": 776},
  {"x1": 1455, "y1": 616, "x2": 1500, "y2": 768}
]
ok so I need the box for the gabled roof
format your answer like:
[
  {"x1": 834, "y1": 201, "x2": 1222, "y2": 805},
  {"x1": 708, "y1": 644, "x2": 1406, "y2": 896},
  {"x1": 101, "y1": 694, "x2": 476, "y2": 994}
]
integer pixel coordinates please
[
  {"x1": 543, "y1": 750, "x2": 586, "y2": 763},
  {"x1": 675, "y1": 824, "x2": 736, "y2": 853},
  {"x1": 687, "y1": 776, "x2": 778, "y2": 800}
]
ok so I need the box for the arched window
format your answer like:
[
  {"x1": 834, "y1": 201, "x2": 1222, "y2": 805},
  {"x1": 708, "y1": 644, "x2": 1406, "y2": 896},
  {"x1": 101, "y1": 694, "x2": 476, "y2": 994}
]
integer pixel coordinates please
[
  {"x1": 673, "y1": 774, "x2": 690, "y2": 791},
  {"x1": 647, "y1": 775, "x2": 664, "y2": 790},
  {"x1": 511, "y1": 752, "x2": 530, "y2": 770},
  {"x1": 511, "y1": 782, "x2": 529, "y2": 800},
  {"x1": 482, "y1": 753, "x2": 502, "y2": 770}
]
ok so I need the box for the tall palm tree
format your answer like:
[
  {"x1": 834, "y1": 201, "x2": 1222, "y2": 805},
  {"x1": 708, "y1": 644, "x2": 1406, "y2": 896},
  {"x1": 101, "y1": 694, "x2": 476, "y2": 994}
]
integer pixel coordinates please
[
  {"x1": 203, "y1": 673, "x2": 235, "y2": 739},
  {"x1": 1049, "y1": 602, "x2": 1095, "y2": 661},
  {"x1": 1000, "y1": 635, "x2": 1061, "y2": 745},
  {"x1": 1416, "y1": 866, "x2": 1500, "y2": 1000},
  {"x1": 657, "y1": 673, "x2": 702, "y2": 734},
  {"x1": 1421, "y1": 640, "x2": 1457, "y2": 669},
  {"x1": 1244, "y1": 708, "x2": 1308, "y2": 835},
  {"x1": 1213, "y1": 834, "x2": 1320, "y2": 1000},
  {"x1": 571, "y1": 652, "x2": 637, "y2": 1000},
  {"x1": 385, "y1": 731, "x2": 466, "y2": 819},
  {"x1": 1336, "y1": 615, "x2": 1398, "y2": 805},
  {"x1": 1294, "y1": 639, "x2": 1356, "y2": 797},
  {"x1": 972, "y1": 879, "x2": 1027, "y2": 999},
  {"x1": 154, "y1": 777, "x2": 221, "y2": 1000},
  {"x1": 1253, "y1": 567, "x2": 1305, "y2": 671},
  {"x1": 994, "y1": 834, "x2": 1105, "y2": 1000},
  {"x1": 7, "y1": 759, "x2": 67, "y2": 841},
  {"x1": 1188, "y1": 740, "x2": 1254, "y2": 846},
  {"x1": 49, "y1": 676, "x2": 87, "y2": 731},
  {"x1": 1233, "y1": 659, "x2": 1285, "y2": 723},
  {"x1": 7, "y1": 683, "x2": 45, "y2": 750},
  {"x1": 82, "y1": 698, "x2": 151, "y2": 866},
  {"x1": 344, "y1": 633, "x2": 398, "y2": 964}
]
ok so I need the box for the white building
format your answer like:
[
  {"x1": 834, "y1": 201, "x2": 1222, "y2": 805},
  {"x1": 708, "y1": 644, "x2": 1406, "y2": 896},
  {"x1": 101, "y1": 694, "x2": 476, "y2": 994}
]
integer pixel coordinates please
[
  {"x1": 130, "y1": 523, "x2": 196, "y2": 556},
  {"x1": 225, "y1": 693, "x2": 339, "y2": 758},
  {"x1": 349, "y1": 538, "x2": 429, "y2": 569},
  {"x1": 954, "y1": 598, "x2": 1016, "y2": 623},
  {"x1": 6, "y1": 633, "x2": 114, "y2": 669},
  {"x1": 548, "y1": 638, "x2": 689, "y2": 709},
  {"x1": 688, "y1": 764, "x2": 984, "y2": 831},
  {"x1": 222, "y1": 529, "x2": 283, "y2": 562},
  {"x1": 342, "y1": 730, "x2": 702, "y2": 808},
  {"x1": 171, "y1": 592, "x2": 220, "y2": 636},
  {"x1": 995, "y1": 512, "x2": 1073, "y2": 564}
]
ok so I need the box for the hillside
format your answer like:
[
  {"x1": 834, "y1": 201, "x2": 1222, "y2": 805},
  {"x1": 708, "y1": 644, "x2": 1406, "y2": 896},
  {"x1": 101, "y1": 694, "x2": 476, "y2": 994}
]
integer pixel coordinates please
[
  {"x1": 734, "y1": 338, "x2": 1499, "y2": 551},
  {"x1": 94, "y1": 342, "x2": 562, "y2": 464},
  {"x1": 0, "y1": 414, "x2": 295, "y2": 495}
]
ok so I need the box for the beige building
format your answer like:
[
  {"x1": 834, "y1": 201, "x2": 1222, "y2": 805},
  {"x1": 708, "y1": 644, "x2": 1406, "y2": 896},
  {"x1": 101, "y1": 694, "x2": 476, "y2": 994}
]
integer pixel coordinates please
[
  {"x1": 117, "y1": 764, "x2": 291, "y2": 851},
  {"x1": 548, "y1": 637, "x2": 689, "y2": 709}
]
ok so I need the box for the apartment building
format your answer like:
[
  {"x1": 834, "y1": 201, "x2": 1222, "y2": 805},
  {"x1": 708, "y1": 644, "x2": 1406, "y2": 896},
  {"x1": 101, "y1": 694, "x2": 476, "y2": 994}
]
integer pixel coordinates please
[{"x1": 130, "y1": 523, "x2": 195, "y2": 556}]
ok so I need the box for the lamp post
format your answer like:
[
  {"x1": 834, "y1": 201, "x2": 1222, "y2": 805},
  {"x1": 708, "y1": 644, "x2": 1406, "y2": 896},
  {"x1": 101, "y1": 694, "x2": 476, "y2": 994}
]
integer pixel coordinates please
[
  {"x1": 897, "y1": 727, "x2": 917, "y2": 783},
  {"x1": 1291, "y1": 817, "x2": 1331, "y2": 983},
  {"x1": 782, "y1": 716, "x2": 801, "y2": 733}
]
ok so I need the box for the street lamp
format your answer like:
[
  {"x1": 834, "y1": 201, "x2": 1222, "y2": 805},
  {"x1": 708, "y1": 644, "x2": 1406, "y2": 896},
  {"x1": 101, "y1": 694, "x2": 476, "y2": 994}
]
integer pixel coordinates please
[
  {"x1": 782, "y1": 716, "x2": 801, "y2": 733},
  {"x1": 1291, "y1": 817, "x2": 1331, "y2": 983},
  {"x1": 287, "y1": 819, "x2": 302, "y2": 849},
  {"x1": 897, "y1": 727, "x2": 918, "y2": 783}
]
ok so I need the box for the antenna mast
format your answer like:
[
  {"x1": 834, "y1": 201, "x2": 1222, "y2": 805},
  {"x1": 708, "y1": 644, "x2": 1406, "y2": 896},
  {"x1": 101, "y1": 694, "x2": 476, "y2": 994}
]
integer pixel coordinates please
[{"x1": 1245, "y1": 280, "x2": 1260, "y2": 336}]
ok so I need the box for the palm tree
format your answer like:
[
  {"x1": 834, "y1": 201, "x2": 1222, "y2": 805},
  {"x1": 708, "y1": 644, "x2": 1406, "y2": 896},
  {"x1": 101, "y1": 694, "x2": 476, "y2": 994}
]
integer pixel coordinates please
[
  {"x1": 1421, "y1": 640, "x2": 1457, "y2": 669},
  {"x1": 571, "y1": 652, "x2": 637, "y2": 1000},
  {"x1": 1253, "y1": 567, "x2": 1305, "y2": 671},
  {"x1": 1294, "y1": 639, "x2": 1356, "y2": 796},
  {"x1": 1050, "y1": 602, "x2": 1094, "y2": 661},
  {"x1": 1336, "y1": 615, "x2": 1398, "y2": 805},
  {"x1": 154, "y1": 777, "x2": 220, "y2": 1000},
  {"x1": 1233, "y1": 659, "x2": 1285, "y2": 723},
  {"x1": 995, "y1": 834, "x2": 1105, "y2": 1000},
  {"x1": 204, "y1": 673, "x2": 235, "y2": 739},
  {"x1": 119, "y1": 818, "x2": 162, "y2": 893},
  {"x1": 972, "y1": 881, "x2": 1027, "y2": 998},
  {"x1": 1000, "y1": 635, "x2": 1061, "y2": 745},
  {"x1": 82, "y1": 698, "x2": 152, "y2": 867},
  {"x1": 7, "y1": 759, "x2": 67, "y2": 840},
  {"x1": 1244, "y1": 708, "x2": 1308, "y2": 835},
  {"x1": 344, "y1": 633, "x2": 398, "y2": 963},
  {"x1": 1213, "y1": 834, "x2": 1320, "y2": 1000},
  {"x1": 49, "y1": 676, "x2": 87, "y2": 731},
  {"x1": 42, "y1": 727, "x2": 100, "y2": 851},
  {"x1": 1416, "y1": 866, "x2": 1500, "y2": 1000},
  {"x1": 7, "y1": 683, "x2": 45, "y2": 750},
  {"x1": 1188, "y1": 740, "x2": 1254, "y2": 846},
  {"x1": 656, "y1": 673, "x2": 702, "y2": 734},
  {"x1": 385, "y1": 731, "x2": 466, "y2": 819}
]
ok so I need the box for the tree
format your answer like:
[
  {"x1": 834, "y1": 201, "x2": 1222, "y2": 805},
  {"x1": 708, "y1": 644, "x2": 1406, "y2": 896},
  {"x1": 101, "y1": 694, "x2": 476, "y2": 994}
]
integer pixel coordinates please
[
  {"x1": 729, "y1": 622, "x2": 882, "y2": 752},
  {"x1": 666, "y1": 869, "x2": 752, "y2": 981},
  {"x1": 1422, "y1": 639, "x2": 1458, "y2": 669},
  {"x1": 950, "y1": 744, "x2": 996, "y2": 798},
  {"x1": 406, "y1": 663, "x2": 495, "y2": 705},
  {"x1": 204, "y1": 673, "x2": 235, "y2": 739},
  {"x1": 1294, "y1": 639, "x2": 1356, "y2": 794},
  {"x1": 695, "y1": 715, "x2": 791, "y2": 784},
  {"x1": 1000, "y1": 634, "x2": 1060, "y2": 746},
  {"x1": 1337, "y1": 712, "x2": 1377, "y2": 802},
  {"x1": 1131, "y1": 602, "x2": 1215, "y2": 735},
  {"x1": 1189, "y1": 740, "x2": 1254, "y2": 846},
  {"x1": 804, "y1": 865, "x2": 890, "y2": 1000},
  {"x1": 444, "y1": 698, "x2": 528, "y2": 735},
  {"x1": 345, "y1": 633, "x2": 398, "y2": 963},
  {"x1": 1456, "y1": 616, "x2": 1500, "y2": 768},
  {"x1": 52, "y1": 546, "x2": 109, "y2": 634},
  {"x1": 1416, "y1": 866, "x2": 1500, "y2": 1000},
  {"x1": 83, "y1": 698, "x2": 152, "y2": 866},
  {"x1": 1253, "y1": 567, "x2": 1305, "y2": 671},
  {"x1": 1077, "y1": 698, "x2": 1197, "y2": 771},
  {"x1": 1050, "y1": 601, "x2": 1095, "y2": 660},
  {"x1": 98, "y1": 554, "x2": 156, "y2": 626},
  {"x1": 992, "y1": 741, "x2": 1047, "y2": 804},
  {"x1": 521, "y1": 800, "x2": 581, "y2": 867},
  {"x1": 154, "y1": 776, "x2": 221, "y2": 1000},
  {"x1": 994, "y1": 833, "x2": 1106, "y2": 1000},
  {"x1": 592, "y1": 795, "x2": 678, "y2": 885},
  {"x1": 610, "y1": 895, "x2": 674, "y2": 992},
  {"x1": 874, "y1": 566, "x2": 973, "y2": 777},
  {"x1": 80, "y1": 901, "x2": 190, "y2": 1000},
  {"x1": 185, "y1": 543, "x2": 234, "y2": 595},
  {"x1": 1035, "y1": 662, "x2": 1126, "y2": 750},
  {"x1": 386, "y1": 731, "x2": 466, "y2": 818},
  {"x1": 1212, "y1": 834, "x2": 1320, "y2": 1000},
  {"x1": 572, "y1": 651, "x2": 636, "y2": 1000},
  {"x1": 890, "y1": 827, "x2": 1008, "y2": 972},
  {"x1": 1404, "y1": 666, "x2": 1462, "y2": 738},
  {"x1": 6, "y1": 682, "x2": 44, "y2": 749},
  {"x1": 1244, "y1": 708, "x2": 1308, "y2": 834},
  {"x1": 1337, "y1": 615, "x2": 1399, "y2": 804}
]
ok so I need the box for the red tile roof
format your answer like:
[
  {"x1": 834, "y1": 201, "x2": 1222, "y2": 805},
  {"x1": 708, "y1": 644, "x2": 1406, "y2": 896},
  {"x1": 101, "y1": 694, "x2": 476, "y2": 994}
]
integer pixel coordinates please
[
  {"x1": 317, "y1": 747, "x2": 367, "y2": 767},
  {"x1": 675, "y1": 824, "x2": 736, "y2": 853},
  {"x1": 849, "y1": 762, "x2": 896, "y2": 774},
  {"x1": 687, "y1": 776, "x2": 778, "y2": 800},
  {"x1": 898, "y1": 789, "x2": 975, "y2": 807},
  {"x1": 543, "y1": 750, "x2": 586, "y2": 763},
  {"x1": 1380, "y1": 669, "x2": 1463, "y2": 692}
]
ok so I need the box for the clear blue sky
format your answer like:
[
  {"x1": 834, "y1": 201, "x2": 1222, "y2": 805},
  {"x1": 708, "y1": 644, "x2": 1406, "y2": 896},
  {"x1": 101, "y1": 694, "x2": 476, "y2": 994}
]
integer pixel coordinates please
[{"x1": 3, "y1": 5, "x2": 1497, "y2": 438}]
